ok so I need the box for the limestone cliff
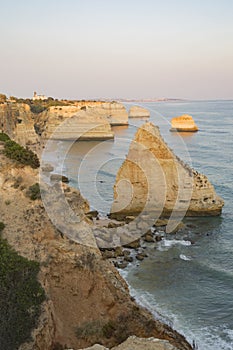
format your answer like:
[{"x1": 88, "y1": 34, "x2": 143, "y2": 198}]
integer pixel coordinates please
[
  {"x1": 129, "y1": 105, "x2": 150, "y2": 118},
  {"x1": 90, "y1": 102, "x2": 128, "y2": 125},
  {"x1": 170, "y1": 115, "x2": 198, "y2": 132},
  {"x1": 35, "y1": 107, "x2": 114, "y2": 141},
  {"x1": 0, "y1": 153, "x2": 192, "y2": 350},
  {"x1": 111, "y1": 122, "x2": 224, "y2": 219},
  {"x1": 0, "y1": 102, "x2": 39, "y2": 148},
  {"x1": 0, "y1": 101, "x2": 128, "y2": 150}
]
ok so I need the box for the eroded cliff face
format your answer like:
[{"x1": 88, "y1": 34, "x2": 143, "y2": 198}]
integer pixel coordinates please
[
  {"x1": 0, "y1": 102, "x2": 39, "y2": 148},
  {"x1": 34, "y1": 102, "x2": 128, "y2": 140},
  {"x1": 111, "y1": 122, "x2": 224, "y2": 219},
  {"x1": 91, "y1": 102, "x2": 128, "y2": 125},
  {"x1": 129, "y1": 106, "x2": 150, "y2": 118},
  {"x1": 0, "y1": 101, "x2": 128, "y2": 150},
  {"x1": 35, "y1": 107, "x2": 114, "y2": 141},
  {"x1": 0, "y1": 153, "x2": 192, "y2": 350}
]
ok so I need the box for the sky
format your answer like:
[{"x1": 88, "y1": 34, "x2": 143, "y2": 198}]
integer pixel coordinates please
[{"x1": 1, "y1": 0, "x2": 233, "y2": 100}]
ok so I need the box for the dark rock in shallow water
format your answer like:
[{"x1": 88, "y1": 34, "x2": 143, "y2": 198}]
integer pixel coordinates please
[
  {"x1": 123, "y1": 239, "x2": 141, "y2": 249},
  {"x1": 41, "y1": 163, "x2": 54, "y2": 172},
  {"x1": 101, "y1": 250, "x2": 115, "y2": 259},
  {"x1": 114, "y1": 261, "x2": 128, "y2": 269},
  {"x1": 136, "y1": 253, "x2": 145, "y2": 261},
  {"x1": 114, "y1": 246, "x2": 124, "y2": 257},
  {"x1": 124, "y1": 255, "x2": 133, "y2": 263},
  {"x1": 50, "y1": 174, "x2": 69, "y2": 183},
  {"x1": 143, "y1": 233, "x2": 154, "y2": 243},
  {"x1": 123, "y1": 249, "x2": 131, "y2": 257}
]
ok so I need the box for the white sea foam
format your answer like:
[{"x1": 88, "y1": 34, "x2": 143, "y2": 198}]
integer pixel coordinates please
[
  {"x1": 157, "y1": 239, "x2": 192, "y2": 251},
  {"x1": 179, "y1": 254, "x2": 192, "y2": 261}
]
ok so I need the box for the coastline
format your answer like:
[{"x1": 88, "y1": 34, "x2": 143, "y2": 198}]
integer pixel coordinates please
[{"x1": 1, "y1": 99, "x2": 232, "y2": 349}]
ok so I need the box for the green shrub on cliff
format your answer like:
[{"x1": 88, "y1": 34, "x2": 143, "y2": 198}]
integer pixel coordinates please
[
  {"x1": 0, "y1": 132, "x2": 10, "y2": 142},
  {"x1": 0, "y1": 236, "x2": 45, "y2": 350},
  {"x1": 30, "y1": 104, "x2": 47, "y2": 114},
  {"x1": 3, "y1": 140, "x2": 40, "y2": 168},
  {"x1": 29, "y1": 99, "x2": 69, "y2": 114},
  {"x1": 0, "y1": 222, "x2": 5, "y2": 232},
  {"x1": 26, "y1": 183, "x2": 41, "y2": 200}
]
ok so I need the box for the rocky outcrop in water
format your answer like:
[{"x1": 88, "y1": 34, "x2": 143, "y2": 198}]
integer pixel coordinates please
[
  {"x1": 111, "y1": 122, "x2": 224, "y2": 220},
  {"x1": 129, "y1": 105, "x2": 150, "y2": 118},
  {"x1": 170, "y1": 115, "x2": 198, "y2": 132}
]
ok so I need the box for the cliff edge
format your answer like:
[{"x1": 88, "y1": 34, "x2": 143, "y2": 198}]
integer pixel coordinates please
[{"x1": 0, "y1": 150, "x2": 192, "y2": 350}]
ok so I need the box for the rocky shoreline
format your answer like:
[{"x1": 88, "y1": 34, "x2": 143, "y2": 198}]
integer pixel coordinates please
[
  {"x1": 1, "y1": 101, "x2": 221, "y2": 350},
  {"x1": 0, "y1": 140, "x2": 192, "y2": 350}
]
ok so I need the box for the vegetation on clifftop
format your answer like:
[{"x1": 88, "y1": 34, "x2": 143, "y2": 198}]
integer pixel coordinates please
[
  {"x1": 1, "y1": 137, "x2": 40, "y2": 168},
  {"x1": 26, "y1": 183, "x2": 41, "y2": 200},
  {"x1": 0, "y1": 232, "x2": 45, "y2": 350},
  {"x1": 14, "y1": 97, "x2": 70, "y2": 114},
  {"x1": 0, "y1": 132, "x2": 10, "y2": 142}
]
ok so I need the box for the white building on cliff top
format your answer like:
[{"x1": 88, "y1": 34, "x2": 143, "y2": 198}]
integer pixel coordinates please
[{"x1": 32, "y1": 91, "x2": 47, "y2": 101}]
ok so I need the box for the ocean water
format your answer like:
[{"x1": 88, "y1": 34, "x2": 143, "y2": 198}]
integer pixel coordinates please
[{"x1": 48, "y1": 100, "x2": 233, "y2": 350}]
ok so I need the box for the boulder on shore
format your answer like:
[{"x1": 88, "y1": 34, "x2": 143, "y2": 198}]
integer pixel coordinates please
[{"x1": 170, "y1": 114, "x2": 198, "y2": 132}]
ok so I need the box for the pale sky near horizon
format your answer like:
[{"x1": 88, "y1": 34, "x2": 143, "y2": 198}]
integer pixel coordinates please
[{"x1": 1, "y1": 0, "x2": 233, "y2": 100}]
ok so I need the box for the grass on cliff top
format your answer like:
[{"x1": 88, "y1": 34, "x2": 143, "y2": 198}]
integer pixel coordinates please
[
  {"x1": 0, "y1": 232, "x2": 45, "y2": 350},
  {"x1": 2, "y1": 139, "x2": 40, "y2": 168}
]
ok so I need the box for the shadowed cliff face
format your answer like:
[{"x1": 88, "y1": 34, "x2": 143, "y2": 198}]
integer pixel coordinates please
[
  {"x1": 0, "y1": 153, "x2": 192, "y2": 350},
  {"x1": 111, "y1": 122, "x2": 224, "y2": 220},
  {"x1": 0, "y1": 103, "x2": 39, "y2": 149}
]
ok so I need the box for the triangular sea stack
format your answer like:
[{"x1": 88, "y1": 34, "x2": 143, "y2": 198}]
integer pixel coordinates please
[{"x1": 111, "y1": 122, "x2": 224, "y2": 219}]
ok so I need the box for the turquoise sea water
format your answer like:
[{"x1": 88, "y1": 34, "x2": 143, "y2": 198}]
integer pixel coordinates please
[{"x1": 50, "y1": 100, "x2": 233, "y2": 350}]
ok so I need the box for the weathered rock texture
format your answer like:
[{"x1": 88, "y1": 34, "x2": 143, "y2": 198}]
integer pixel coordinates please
[
  {"x1": 0, "y1": 103, "x2": 39, "y2": 147},
  {"x1": 36, "y1": 107, "x2": 114, "y2": 141},
  {"x1": 90, "y1": 102, "x2": 128, "y2": 125},
  {"x1": 111, "y1": 122, "x2": 224, "y2": 219},
  {"x1": 0, "y1": 153, "x2": 192, "y2": 350},
  {"x1": 80, "y1": 336, "x2": 179, "y2": 349},
  {"x1": 170, "y1": 115, "x2": 198, "y2": 132},
  {"x1": 113, "y1": 336, "x2": 179, "y2": 349},
  {"x1": 129, "y1": 106, "x2": 150, "y2": 118}
]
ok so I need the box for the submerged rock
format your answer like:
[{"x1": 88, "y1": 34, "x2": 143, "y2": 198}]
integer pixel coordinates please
[
  {"x1": 170, "y1": 114, "x2": 198, "y2": 132},
  {"x1": 111, "y1": 122, "x2": 224, "y2": 222}
]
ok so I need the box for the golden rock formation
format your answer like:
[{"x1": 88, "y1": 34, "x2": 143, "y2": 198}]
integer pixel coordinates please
[
  {"x1": 129, "y1": 106, "x2": 150, "y2": 118},
  {"x1": 170, "y1": 114, "x2": 198, "y2": 132},
  {"x1": 111, "y1": 122, "x2": 224, "y2": 220}
]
